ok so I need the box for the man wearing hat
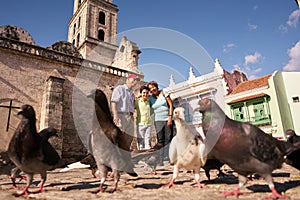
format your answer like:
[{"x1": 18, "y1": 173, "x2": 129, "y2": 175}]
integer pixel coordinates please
[{"x1": 111, "y1": 73, "x2": 140, "y2": 150}]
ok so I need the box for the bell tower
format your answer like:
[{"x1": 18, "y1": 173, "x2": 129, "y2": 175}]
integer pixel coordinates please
[{"x1": 68, "y1": 0, "x2": 118, "y2": 64}]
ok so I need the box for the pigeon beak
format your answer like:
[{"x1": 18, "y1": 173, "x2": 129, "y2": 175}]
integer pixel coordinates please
[
  {"x1": 194, "y1": 106, "x2": 200, "y2": 112},
  {"x1": 17, "y1": 110, "x2": 23, "y2": 115}
]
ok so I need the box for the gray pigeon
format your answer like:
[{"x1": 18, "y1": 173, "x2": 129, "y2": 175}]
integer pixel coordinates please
[
  {"x1": 87, "y1": 89, "x2": 137, "y2": 193},
  {"x1": 131, "y1": 149, "x2": 158, "y2": 174},
  {"x1": 166, "y1": 107, "x2": 206, "y2": 188},
  {"x1": 7, "y1": 105, "x2": 62, "y2": 197},
  {"x1": 198, "y1": 98, "x2": 300, "y2": 199}
]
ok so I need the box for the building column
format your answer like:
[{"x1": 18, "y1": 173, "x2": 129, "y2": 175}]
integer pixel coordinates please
[{"x1": 40, "y1": 69, "x2": 65, "y2": 156}]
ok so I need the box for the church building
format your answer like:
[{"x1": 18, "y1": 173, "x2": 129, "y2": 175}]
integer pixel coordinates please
[{"x1": 0, "y1": 0, "x2": 142, "y2": 163}]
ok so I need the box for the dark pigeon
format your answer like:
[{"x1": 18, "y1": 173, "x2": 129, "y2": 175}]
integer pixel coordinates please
[
  {"x1": 0, "y1": 151, "x2": 24, "y2": 188},
  {"x1": 284, "y1": 129, "x2": 300, "y2": 170},
  {"x1": 87, "y1": 89, "x2": 137, "y2": 193},
  {"x1": 202, "y1": 159, "x2": 225, "y2": 181},
  {"x1": 197, "y1": 98, "x2": 300, "y2": 199},
  {"x1": 7, "y1": 104, "x2": 62, "y2": 197},
  {"x1": 79, "y1": 153, "x2": 98, "y2": 177},
  {"x1": 60, "y1": 153, "x2": 99, "y2": 178}
]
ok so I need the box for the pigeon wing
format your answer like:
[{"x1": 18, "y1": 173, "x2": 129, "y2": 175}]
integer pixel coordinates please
[{"x1": 169, "y1": 137, "x2": 177, "y2": 164}]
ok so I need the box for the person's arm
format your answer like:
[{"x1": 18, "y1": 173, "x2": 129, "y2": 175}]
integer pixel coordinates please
[
  {"x1": 111, "y1": 101, "x2": 120, "y2": 126},
  {"x1": 111, "y1": 87, "x2": 120, "y2": 126},
  {"x1": 165, "y1": 95, "x2": 174, "y2": 126}
]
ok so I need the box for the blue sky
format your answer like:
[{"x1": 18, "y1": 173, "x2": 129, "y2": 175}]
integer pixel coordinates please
[{"x1": 0, "y1": 0, "x2": 299, "y2": 85}]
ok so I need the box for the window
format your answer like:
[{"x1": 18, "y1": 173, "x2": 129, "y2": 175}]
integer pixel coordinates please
[
  {"x1": 253, "y1": 102, "x2": 265, "y2": 120},
  {"x1": 77, "y1": 33, "x2": 80, "y2": 47},
  {"x1": 233, "y1": 106, "x2": 245, "y2": 121},
  {"x1": 78, "y1": 17, "x2": 81, "y2": 28},
  {"x1": 78, "y1": 0, "x2": 82, "y2": 9},
  {"x1": 293, "y1": 96, "x2": 299, "y2": 103},
  {"x1": 72, "y1": 39, "x2": 75, "y2": 46},
  {"x1": 98, "y1": 30, "x2": 105, "y2": 41},
  {"x1": 73, "y1": 24, "x2": 76, "y2": 35},
  {"x1": 120, "y1": 45, "x2": 125, "y2": 52},
  {"x1": 99, "y1": 11, "x2": 105, "y2": 25}
]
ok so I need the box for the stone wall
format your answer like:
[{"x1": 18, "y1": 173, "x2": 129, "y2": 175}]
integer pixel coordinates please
[{"x1": 0, "y1": 36, "x2": 142, "y2": 163}]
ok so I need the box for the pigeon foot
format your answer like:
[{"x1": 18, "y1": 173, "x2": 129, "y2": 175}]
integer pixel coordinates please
[
  {"x1": 193, "y1": 181, "x2": 206, "y2": 188},
  {"x1": 14, "y1": 188, "x2": 29, "y2": 197},
  {"x1": 264, "y1": 187, "x2": 287, "y2": 200},
  {"x1": 91, "y1": 184, "x2": 105, "y2": 194},
  {"x1": 164, "y1": 180, "x2": 178, "y2": 188},
  {"x1": 224, "y1": 187, "x2": 245, "y2": 198}
]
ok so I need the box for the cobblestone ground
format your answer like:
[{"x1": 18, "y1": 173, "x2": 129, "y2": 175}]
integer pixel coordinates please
[{"x1": 0, "y1": 162, "x2": 300, "y2": 200}]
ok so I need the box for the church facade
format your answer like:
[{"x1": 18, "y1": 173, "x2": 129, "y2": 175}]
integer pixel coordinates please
[{"x1": 0, "y1": 0, "x2": 143, "y2": 163}]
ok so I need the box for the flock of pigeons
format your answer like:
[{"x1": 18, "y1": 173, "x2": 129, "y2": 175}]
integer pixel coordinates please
[{"x1": 1, "y1": 89, "x2": 300, "y2": 199}]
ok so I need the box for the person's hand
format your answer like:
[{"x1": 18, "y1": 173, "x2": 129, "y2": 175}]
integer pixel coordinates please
[{"x1": 113, "y1": 116, "x2": 121, "y2": 127}]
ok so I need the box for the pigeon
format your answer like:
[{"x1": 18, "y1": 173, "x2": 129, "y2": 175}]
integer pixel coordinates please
[
  {"x1": 202, "y1": 158, "x2": 225, "y2": 181},
  {"x1": 166, "y1": 107, "x2": 206, "y2": 188},
  {"x1": 197, "y1": 98, "x2": 300, "y2": 199},
  {"x1": 131, "y1": 149, "x2": 158, "y2": 174},
  {"x1": 7, "y1": 104, "x2": 62, "y2": 197},
  {"x1": 284, "y1": 129, "x2": 300, "y2": 170},
  {"x1": 59, "y1": 153, "x2": 98, "y2": 177},
  {"x1": 87, "y1": 89, "x2": 137, "y2": 193},
  {"x1": 0, "y1": 151, "x2": 24, "y2": 188}
]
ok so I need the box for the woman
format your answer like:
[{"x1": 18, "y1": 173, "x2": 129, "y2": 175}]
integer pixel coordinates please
[{"x1": 147, "y1": 81, "x2": 174, "y2": 163}]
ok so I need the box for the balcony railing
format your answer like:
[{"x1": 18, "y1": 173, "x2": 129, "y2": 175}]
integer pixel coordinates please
[{"x1": 234, "y1": 114, "x2": 272, "y2": 125}]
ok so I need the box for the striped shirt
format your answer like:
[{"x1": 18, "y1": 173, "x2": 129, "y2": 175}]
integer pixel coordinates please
[{"x1": 111, "y1": 84, "x2": 135, "y2": 113}]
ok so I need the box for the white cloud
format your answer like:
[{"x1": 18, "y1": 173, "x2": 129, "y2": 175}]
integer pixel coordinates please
[
  {"x1": 242, "y1": 67, "x2": 263, "y2": 80},
  {"x1": 283, "y1": 41, "x2": 300, "y2": 72},
  {"x1": 278, "y1": 9, "x2": 300, "y2": 33},
  {"x1": 223, "y1": 43, "x2": 236, "y2": 53},
  {"x1": 287, "y1": 9, "x2": 300, "y2": 27},
  {"x1": 230, "y1": 64, "x2": 262, "y2": 80},
  {"x1": 253, "y1": 5, "x2": 258, "y2": 11},
  {"x1": 244, "y1": 52, "x2": 262, "y2": 65},
  {"x1": 248, "y1": 22, "x2": 258, "y2": 30},
  {"x1": 278, "y1": 24, "x2": 288, "y2": 33}
]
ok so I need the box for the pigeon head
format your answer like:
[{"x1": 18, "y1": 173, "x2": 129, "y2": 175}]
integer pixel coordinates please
[
  {"x1": 18, "y1": 104, "x2": 36, "y2": 119},
  {"x1": 173, "y1": 107, "x2": 185, "y2": 120},
  {"x1": 285, "y1": 129, "x2": 296, "y2": 140},
  {"x1": 198, "y1": 98, "x2": 213, "y2": 113}
]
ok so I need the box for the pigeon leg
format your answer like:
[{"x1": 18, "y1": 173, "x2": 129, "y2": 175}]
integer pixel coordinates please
[
  {"x1": 193, "y1": 172, "x2": 206, "y2": 188},
  {"x1": 107, "y1": 170, "x2": 120, "y2": 193},
  {"x1": 31, "y1": 172, "x2": 47, "y2": 194},
  {"x1": 14, "y1": 174, "x2": 33, "y2": 197},
  {"x1": 8, "y1": 167, "x2": 22, "y2": 189},
  {"x1": 17, "y1": 175, "x2": 27, "y2": 183},
  {"x1": 91, "y1": 177, "x2": 106, "y2": 193},
  {"x1": 264, "y1": 175, "x2": 287, "y2": 199},
  {"x1": 164, "y1": 165, "x2": 179, "y2": 188},
  {"x1": 224, "y1": 175, "x2": 247, "y2": 198},
  {"x1": 204, "y1": 170, "x2": 211, "y2": 181}
]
